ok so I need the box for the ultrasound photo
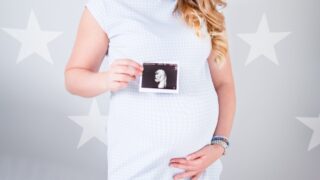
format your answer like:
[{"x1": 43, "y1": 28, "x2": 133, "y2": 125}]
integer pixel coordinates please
[{"x1": 139, "y1": 62, "x2": 179, "y2": 93}]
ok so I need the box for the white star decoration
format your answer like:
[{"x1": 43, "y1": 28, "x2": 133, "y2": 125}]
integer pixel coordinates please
[
  {"x1": 68, "y1": 99, "x2": 108, "y2": 149},
  {"x1": 297, "y1": 114, "x2": 320, "y2": 151},
  {"x1": 1, "y1": 10, "x2": 62, "y2": 64},
  {"x1": 237, "y1": 13, "x2": 291, "y2": 66}
]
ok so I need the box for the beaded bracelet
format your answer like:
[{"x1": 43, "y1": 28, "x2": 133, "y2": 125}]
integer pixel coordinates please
[
  {"x1": 211, "y1": 135, "x2": 230, "y2": 146},
  {"x1": 210, "y1": 135, "x2": 230, "y2": 155}
]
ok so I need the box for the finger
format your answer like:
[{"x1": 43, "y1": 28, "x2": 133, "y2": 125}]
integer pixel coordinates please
[
  {"x1": 170, "y1": 162, "x2": 197, "y2": 171},
  {"x1": 170, "y1": 157, "x2": 189, "y2": 164},
  {"x1": 170, "y1": 157, "x2": 199, "y2": 167},
  {"x1": 170, "y1": 157, "x2": 204, "y2": 171},
  {"x1": 111, "y1": 81, "x2": 128, "y2": 92},
  {"x1": 113, "y1": 65, "x2": 139, "y2": 77},
  {"x1": 191, "y1": 172, "x2": 202, "y2": 180},
  {"x1": 112, "y1": 59, "x2": 143, "y2": 70},
  {"x1": 112, "y1": 73, "x2": 136, "y2": 83},
  {"x1": 186, "y1": 149, "x2": 205, "y2": 161},
  {"x1": 115, "y1": 81, "x2": 128, "y2": 88},
  {"x1": 173, "y1": 170, "x2": 199, "y2": 180},
  {"x1": 190, "y1": 156, "x2": 205, "y2": 167}
]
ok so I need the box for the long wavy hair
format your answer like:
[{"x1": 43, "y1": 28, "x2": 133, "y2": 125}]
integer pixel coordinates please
[{"x1": 173, "y1": 0, "x2": 228, "y2": 66}]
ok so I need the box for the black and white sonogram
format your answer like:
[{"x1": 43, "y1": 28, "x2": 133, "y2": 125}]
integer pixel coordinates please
[{"x1": 139, "y1": 62, "x2": 179, "y2": 93}]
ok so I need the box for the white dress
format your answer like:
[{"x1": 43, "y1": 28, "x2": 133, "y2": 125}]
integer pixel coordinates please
[{"x1": 85, "y1": 0, "x2": 223, "y2": 179}]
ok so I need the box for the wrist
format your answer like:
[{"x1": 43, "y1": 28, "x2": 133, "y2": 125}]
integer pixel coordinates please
[
  {"x1": 210, "y1": 143, "x2": 225, "y2": 156},
  {"x1": 100, "y1": 71, "x2": 111, "y2": 92}
]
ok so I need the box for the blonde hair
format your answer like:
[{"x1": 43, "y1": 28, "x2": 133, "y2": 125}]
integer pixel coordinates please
[{"x1": 173, "y1": 0, "x2": 228, "y2": 66}]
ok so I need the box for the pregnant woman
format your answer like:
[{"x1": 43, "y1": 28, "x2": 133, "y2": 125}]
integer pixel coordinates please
[{"x1": 64, "y1": 0, "x2": 236, "y2": 179}]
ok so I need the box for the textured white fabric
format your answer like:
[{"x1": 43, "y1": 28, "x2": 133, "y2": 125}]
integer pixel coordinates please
[{"x1": 85, "y1": 0, "x2": 223, "y2": 179}]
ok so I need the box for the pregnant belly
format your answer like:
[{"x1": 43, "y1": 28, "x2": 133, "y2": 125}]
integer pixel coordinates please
[{"x1": 107, "y1": 89, "x2": 219, "y2": 152}]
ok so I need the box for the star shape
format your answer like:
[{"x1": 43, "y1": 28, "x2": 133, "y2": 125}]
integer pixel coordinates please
[
  {"x1": 68, "y1": 98, "x2": 108, "y2": 149},
  {"x1": 297, "y1": 114, "x2": 320, "y2": 151},
  {"x1": 237, "y1": 13, "x2": 291, "y2": 66},
  {"x1": 1, "y1": 10, "x2": 62, "y2": 64}
]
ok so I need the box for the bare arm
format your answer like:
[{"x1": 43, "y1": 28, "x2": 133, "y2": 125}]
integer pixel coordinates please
[
  {"x1": 64, "y1": 7, "x2": 110, "y2": 98},
  {"x1": 208, "y1": 30, "x2": 237, "y2": 139}
]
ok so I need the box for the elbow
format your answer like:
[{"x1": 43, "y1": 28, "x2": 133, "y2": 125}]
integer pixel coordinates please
[
  {"x1": 64, "y1": 69, "x2": 96, "y2": 98},
  {"x1": 64, "y1": 69, "x2": 77, "y2": 95}
]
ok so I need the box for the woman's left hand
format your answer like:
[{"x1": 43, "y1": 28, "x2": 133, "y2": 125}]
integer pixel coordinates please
[{"x1": 169, "y1": 144, "x2": 224, "y2": 180}]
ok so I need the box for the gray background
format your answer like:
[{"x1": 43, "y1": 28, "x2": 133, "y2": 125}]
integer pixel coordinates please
[{"x1": 0, "y1": 0, "x2": 319, "y2": 179}]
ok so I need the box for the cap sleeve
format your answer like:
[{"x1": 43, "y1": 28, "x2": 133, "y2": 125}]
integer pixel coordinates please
[{"x1": 85, "y1": 0, "x2": 109, "y2": 33}]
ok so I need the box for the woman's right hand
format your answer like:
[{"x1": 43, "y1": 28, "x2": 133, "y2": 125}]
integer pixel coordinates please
[{"x1": 105, "y1": 58, "x2": 144, "y2": 92}]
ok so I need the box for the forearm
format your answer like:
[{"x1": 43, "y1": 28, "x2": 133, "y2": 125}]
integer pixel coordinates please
[
  {"x1": 213, "y1": 83, "x2": 236, "y2": 138},
  {"x1": 64, "y1": 68, "x2": 109, "y2": 98}
]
